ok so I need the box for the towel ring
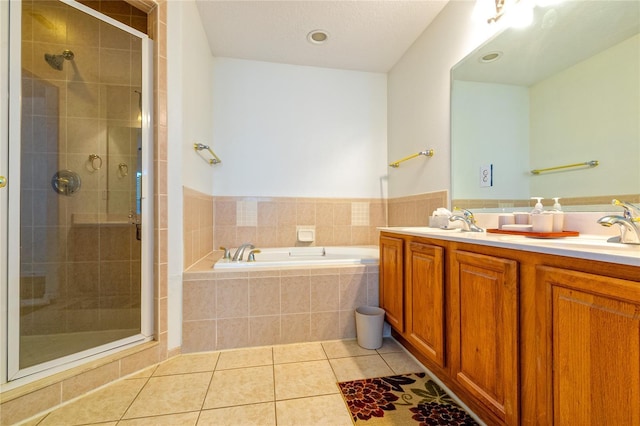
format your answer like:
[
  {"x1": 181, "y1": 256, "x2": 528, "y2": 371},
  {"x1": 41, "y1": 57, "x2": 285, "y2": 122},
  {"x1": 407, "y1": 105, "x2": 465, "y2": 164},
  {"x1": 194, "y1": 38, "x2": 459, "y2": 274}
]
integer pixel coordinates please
[{"x1": 89, "y1": 154, "x2": 102, "y2": 171}]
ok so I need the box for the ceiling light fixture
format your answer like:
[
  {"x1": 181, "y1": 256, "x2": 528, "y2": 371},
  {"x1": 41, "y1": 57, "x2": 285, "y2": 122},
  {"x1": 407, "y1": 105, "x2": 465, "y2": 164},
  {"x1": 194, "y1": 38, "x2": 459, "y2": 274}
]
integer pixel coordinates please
[
  {"x1": 307, "y1": 30, "x2": 329, "y2": 45},
  {"x1": 479, "y1": 51, "x2": 503, "y2": 63}
]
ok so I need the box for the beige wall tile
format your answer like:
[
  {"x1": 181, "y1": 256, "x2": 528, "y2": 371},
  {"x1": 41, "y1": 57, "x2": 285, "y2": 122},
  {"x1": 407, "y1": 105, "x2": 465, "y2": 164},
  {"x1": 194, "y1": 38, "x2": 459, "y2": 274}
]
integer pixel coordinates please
[
  {"x1": 310, "y1": 312, "x2": 340, "y2": 341},
  {"x1": 249, "y1": 316, "x2": 281, "y2": 346},
  {"x1": 280, "y1": 276, "x2": 310, "y2": 314},
  {"x1": 277, "y1": 202, "x2": 296, "y2": 226},
  {"x1": 62, "y1": 362, "x2": 120, "y2": 402},
  {"x1": 0, "y1": 383, "x2": 61, "y2": 426},
  {"x1": 333, "y1": 202, "x2": 351, "y2": 225},
  {"x1": 182, "y1": 280, "x2": 216, "y2": 320},
  {"x1": 339, "y1": 272, "x2": 367, "y2": 311},
  {"x1": 216, "y1": 318, "x2": 249, "y2": 350},
  {"x1": 281, "y1": 313, "x2": 310, "y2": 344},
  {"x1": 310, "y1": 275, "x2": 339, "y2": 312},
  {"x1": 182, "y1": 320, "x2": 216, "y2": 353},
  {"x1": 216, "y1": 278, "x2": 248, "y2": 318},
  {"x1": 249, "y1": 277, "x2": 280, "y2": 316}
]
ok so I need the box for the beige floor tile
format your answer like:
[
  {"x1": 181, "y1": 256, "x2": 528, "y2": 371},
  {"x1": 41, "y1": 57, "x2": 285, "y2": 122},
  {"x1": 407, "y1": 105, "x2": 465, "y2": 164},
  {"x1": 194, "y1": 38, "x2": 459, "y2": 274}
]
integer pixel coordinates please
[
  {"x1": 376, "y1": 337, "x2": 405, "y2": 354},
  {"x1": 276, "y1": 394, "x2": 353, "y2": 426},
  {"x1": 330, "y1": 355, "x2": 395, "y2": 382},
  {"x1": 154, "y1": 352, "x2": 220, "y2": 376},
  {"x1": 202, "y1": 365, "x2": 274, "y2": 409},
  {"x1": 215, "y1": 346, "x2": 273, "y2": 370},
  {"x1": 273, "y1": 342, "x2": 327, "y2": 364},
  {"x1": 123, "y1": 372, "x2": 212, "y2": 419},
  {"x1": 197, "y1": 402, "x2": 276, "y2": 425},
  {"x1": 118, "y1": 411, "x2": 199, "y2": 425},
  {"x1": 39, "y1": 378, "x2": 147, "y2": 425},
  {"x1": 322, "y1": 338, "x2": 377, "y2": 358},
  {"x1": 381, "y1": 351, "x2": 425, "y2": 375},
  {"x1": 274, "y1": 360, "x2": 338, "y2": 400}
]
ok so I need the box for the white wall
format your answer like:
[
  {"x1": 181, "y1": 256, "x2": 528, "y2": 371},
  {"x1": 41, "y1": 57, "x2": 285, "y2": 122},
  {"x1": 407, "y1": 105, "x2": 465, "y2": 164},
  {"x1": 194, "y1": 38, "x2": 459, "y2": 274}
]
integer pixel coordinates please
[
  {"x1": 387, "y1": 0, "x2": 498, "y2": 199},
  {"x1": 451, "y1": 81, "x2": 530, "y2": 199},
  {"x1": 211, "y1": 58, "x2": 388, "y2": 199},
  {"x1": 530, "y1": 34, "x2": 640, "y2": 198},
  {"x1": 167, "y1": 0, "x2": 215, "y2": 350}
]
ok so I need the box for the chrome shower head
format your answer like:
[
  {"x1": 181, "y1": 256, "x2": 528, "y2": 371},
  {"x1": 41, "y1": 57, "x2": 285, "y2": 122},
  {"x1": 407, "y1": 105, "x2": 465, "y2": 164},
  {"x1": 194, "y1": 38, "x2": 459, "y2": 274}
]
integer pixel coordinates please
[{"x1": 44, "y1": 49, "x2": 74, "y2": 71}]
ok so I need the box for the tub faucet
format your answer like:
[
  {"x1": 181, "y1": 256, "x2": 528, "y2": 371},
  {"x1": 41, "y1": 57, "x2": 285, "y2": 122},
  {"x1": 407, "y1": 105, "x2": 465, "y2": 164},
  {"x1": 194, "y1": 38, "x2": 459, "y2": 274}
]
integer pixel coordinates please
[
  {"x1": 449, "y1": 208, "x2": 484, "y2": 232},
  {"x1": 597, "y1": 199, "x2": 640, "y2": 244},
  {"x1": 232, "y1": 243, "x2": 255, "y2": 261}
]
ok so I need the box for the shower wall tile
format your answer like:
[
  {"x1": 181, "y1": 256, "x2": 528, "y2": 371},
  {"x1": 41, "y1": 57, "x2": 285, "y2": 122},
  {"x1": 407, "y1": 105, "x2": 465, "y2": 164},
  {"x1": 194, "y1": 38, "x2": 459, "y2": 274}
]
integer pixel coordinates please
[{"x1": 1, "y1": 2, "x2": 167, "y2": 424}]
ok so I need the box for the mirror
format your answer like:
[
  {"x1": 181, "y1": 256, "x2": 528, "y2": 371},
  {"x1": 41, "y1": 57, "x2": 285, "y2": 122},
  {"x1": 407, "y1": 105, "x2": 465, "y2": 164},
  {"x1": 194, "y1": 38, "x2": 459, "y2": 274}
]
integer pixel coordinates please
[{"x1": 451, "y1": 0, "x2": 640, "y2": 211}]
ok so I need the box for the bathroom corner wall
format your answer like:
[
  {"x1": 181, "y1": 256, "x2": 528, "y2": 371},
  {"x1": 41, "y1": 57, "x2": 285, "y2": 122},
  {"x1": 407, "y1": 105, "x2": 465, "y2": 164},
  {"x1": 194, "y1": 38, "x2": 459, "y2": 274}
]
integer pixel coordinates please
[
  {"x1": 183, "y1": 187, "x2": 214, "y2": 268},
  {"x1": 387, "y1": 190, "x2": 448, "y2": 227}
]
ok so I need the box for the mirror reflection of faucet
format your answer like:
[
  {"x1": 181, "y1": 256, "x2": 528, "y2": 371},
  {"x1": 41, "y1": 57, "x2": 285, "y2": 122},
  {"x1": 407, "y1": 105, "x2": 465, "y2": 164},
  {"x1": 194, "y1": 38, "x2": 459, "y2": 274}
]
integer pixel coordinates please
[
  {"x1": 597, "y1": 199, "x2": 640, "y2": 245},
  {"x1": 449, "y1": 208, "x2": 484, "y2": 232}
]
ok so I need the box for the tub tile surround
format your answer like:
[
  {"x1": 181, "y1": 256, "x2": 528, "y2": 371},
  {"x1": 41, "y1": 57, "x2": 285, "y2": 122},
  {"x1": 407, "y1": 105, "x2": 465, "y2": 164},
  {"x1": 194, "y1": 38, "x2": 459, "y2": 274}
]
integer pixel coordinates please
[
  {"x1": 214, "y1": 196, "x2": 387, "y2": 253},
  {"x1": 183, "y1": 189, "x2": 449, "y2": 269},
  {"x1": 182, "y1": 263, "x2": 380, "y2": 352}
]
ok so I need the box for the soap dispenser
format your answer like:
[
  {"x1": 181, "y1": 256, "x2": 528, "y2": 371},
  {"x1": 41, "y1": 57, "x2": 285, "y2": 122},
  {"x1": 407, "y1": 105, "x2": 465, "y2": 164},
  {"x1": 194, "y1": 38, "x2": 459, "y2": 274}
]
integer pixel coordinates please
[
  {"x1": 551, "y1": 197, "x2": 564, "y2": 232},
  {"x1": 531, "y1": 197, "x2": 544, "y2": 214}
]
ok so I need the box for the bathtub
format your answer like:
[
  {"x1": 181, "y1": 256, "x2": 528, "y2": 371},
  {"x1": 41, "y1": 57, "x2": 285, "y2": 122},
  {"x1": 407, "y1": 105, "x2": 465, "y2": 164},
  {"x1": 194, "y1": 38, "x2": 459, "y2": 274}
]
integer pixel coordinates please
[{"x1": 213, "y1": 246, "x2": 379, "y2": 269}]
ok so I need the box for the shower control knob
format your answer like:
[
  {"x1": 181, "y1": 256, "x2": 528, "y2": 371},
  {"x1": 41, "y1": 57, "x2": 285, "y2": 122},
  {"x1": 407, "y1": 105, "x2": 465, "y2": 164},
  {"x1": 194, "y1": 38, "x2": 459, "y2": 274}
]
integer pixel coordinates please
[{"x1": 0, "y1": 176, "x2": 6, "y2": 188}]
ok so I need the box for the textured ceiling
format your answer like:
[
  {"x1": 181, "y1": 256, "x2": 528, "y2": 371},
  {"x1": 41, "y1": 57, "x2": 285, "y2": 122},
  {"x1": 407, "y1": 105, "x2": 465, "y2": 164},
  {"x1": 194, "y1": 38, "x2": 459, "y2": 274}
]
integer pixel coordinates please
[{"x1": 195, "y1": 1, "x2": 449, "y2": 73}]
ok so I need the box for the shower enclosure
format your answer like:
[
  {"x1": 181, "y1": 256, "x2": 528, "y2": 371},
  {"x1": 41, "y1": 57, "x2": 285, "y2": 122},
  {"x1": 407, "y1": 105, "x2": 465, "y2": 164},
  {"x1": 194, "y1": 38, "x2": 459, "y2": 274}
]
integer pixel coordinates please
[{"x1": 1, "y1": 0, "x2": 153, "y2": 382}]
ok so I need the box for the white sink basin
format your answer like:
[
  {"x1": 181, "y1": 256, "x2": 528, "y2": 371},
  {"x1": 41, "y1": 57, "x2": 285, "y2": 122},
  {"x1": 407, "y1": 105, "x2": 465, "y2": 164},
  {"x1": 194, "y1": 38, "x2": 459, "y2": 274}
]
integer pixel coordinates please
[
  {"x1": 496, "y1": 235, "x2": 638, "y2": 252},
  {"x1": 398, "y1": 226, "x2": 463, "y2": 233}
]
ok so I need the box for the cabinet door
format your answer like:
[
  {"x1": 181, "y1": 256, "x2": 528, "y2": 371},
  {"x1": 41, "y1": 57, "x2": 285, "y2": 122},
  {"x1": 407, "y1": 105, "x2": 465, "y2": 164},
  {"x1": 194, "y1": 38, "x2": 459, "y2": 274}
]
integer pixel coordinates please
[
  {"x1": 379, "y1": 235, "x2": 404, "y2": 332},
  {"x1": 451, "y1": 250, "x2": 519, "y2": 425},
  {"x1": 406, "y1": 241, "x2": 445, "y2": 368},
  {"x1": 538, "y1": 266, "x2": 640, "y2": 425}
]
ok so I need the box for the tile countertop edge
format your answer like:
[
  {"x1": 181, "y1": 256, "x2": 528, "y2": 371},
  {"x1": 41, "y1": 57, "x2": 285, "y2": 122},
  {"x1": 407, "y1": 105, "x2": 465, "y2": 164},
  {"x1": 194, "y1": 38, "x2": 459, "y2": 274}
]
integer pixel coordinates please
[{"x1": 379, "y1": 227, "x2": 640, "y2": 268}]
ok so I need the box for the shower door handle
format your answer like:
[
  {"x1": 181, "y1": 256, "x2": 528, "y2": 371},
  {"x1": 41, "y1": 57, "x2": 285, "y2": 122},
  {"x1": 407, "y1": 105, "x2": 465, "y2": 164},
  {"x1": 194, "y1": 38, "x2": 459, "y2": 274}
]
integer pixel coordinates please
[{"x1": 0, "y1": 176, "x2": 6, "y2": 188}]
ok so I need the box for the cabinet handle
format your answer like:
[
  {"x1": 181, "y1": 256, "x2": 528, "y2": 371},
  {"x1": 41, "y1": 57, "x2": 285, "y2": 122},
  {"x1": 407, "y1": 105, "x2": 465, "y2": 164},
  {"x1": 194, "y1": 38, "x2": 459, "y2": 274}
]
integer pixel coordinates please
[{"x1": 0, "y1": 176, "x2": 6, "y2": 188}]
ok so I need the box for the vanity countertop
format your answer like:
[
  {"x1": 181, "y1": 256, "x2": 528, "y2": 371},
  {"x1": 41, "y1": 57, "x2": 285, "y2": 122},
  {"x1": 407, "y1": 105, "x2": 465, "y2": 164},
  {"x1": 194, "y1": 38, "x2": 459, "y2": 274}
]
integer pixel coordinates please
[{"x1": 379, "y1": 227, "x2": 640, "y2": 267}]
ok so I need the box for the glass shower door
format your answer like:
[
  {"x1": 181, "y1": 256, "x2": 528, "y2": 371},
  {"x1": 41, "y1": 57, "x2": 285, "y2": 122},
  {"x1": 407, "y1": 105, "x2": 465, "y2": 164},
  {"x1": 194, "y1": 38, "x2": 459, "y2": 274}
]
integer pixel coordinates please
[{"x1": 8, "y1": 0, "x2": 151, "y2": 378}]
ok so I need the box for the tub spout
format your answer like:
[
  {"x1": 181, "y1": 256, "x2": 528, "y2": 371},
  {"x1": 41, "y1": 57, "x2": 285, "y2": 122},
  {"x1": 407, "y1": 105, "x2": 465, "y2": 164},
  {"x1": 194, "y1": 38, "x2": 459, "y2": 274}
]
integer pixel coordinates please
[{"x1": 232, "y1": 243, "x2": 255, "y2": 261}]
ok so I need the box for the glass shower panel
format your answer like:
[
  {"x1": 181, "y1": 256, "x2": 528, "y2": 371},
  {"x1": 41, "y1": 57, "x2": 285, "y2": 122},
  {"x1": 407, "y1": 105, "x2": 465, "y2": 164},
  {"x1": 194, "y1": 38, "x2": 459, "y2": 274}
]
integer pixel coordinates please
[{"x1": 19, "y1": 0, "x2": 142, "y2": 369}]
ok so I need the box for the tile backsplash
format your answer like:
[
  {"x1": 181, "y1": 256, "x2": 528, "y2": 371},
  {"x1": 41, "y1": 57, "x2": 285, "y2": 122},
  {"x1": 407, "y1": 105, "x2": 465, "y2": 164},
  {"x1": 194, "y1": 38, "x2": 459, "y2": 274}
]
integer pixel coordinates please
[{"x1": 183, "y1": 188, "x2": 449, "y2": 269}]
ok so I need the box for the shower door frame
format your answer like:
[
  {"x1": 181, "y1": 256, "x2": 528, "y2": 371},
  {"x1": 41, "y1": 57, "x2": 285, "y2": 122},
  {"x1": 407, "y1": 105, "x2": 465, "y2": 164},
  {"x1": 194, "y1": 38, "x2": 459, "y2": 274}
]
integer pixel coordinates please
[{"x1": 1, "y1": 0, "x2": 155, "y2": 384}]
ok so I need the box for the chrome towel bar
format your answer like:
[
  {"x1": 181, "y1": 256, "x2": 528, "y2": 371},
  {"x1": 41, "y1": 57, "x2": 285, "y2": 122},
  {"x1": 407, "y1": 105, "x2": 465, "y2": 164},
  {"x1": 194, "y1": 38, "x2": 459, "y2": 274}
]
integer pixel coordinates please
[
  {"x1": 389, "y1": 149, "x2": 434, "y2": 168},
  {"x1": 194, "y1": 143, "x2": 221, "y2": 165}
]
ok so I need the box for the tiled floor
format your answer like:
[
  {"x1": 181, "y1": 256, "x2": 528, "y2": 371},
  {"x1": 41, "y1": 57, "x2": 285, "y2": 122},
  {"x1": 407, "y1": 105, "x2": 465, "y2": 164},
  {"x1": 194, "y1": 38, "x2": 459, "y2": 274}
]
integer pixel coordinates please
[{"x1": 23, "y1": 338, "x2": 428, "y2": 426}]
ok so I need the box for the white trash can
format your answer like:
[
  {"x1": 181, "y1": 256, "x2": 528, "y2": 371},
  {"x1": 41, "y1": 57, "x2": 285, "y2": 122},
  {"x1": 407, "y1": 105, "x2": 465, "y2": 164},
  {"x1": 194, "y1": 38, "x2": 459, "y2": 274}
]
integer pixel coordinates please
[{"x1": 355, "y1": 306, "x2": 385, "y2": 349}]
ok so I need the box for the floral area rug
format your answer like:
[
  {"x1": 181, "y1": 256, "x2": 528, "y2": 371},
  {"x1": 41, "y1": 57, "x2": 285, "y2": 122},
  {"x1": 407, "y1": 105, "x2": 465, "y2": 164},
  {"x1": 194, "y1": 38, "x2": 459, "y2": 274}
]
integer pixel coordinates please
[{"x1": 338, "y1": 372, "x2": 479, "y2": 425}]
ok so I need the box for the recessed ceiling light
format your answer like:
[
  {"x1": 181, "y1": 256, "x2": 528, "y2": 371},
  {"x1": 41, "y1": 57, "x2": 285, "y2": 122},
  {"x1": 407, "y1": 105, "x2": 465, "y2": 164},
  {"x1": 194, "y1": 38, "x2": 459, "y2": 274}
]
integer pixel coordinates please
[
  {"x1": 479, "y1": 51, "x2": 503, "y2": 63},
  {"x1": 307, "y1": 30, "x2": 329, "y2": 45}
]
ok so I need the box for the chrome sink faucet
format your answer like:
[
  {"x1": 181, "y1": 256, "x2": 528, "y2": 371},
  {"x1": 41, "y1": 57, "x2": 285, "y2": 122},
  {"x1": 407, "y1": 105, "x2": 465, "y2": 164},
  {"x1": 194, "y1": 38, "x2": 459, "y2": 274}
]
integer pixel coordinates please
[
  {"x1": 449, "y1": 208, "x2": 484, "y2": 232},
  {"x1": 597, "y1": 199, "x2": 640, "y2": 245},
  {"x1": 232, "y1": 243, "x2": 255, "y2": 261}
]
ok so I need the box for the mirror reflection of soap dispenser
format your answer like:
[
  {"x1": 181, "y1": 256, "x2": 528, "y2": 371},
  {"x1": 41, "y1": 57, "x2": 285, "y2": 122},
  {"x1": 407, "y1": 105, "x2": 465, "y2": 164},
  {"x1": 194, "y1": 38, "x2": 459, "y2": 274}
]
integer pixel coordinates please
[
  {"x1": 551, "y1": 197, "x2": 564, "y2": 232},
  {"x1": 531, "y1": 197, "x2": 544, "y2": 214}
]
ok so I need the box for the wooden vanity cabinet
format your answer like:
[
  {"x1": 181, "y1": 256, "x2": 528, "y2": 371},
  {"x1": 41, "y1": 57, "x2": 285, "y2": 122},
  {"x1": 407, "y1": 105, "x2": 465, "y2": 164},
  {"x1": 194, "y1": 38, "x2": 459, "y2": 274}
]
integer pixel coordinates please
[
  {"x1": 405, "y1": 241, "x2": 445, "y2": 368},
  {"x1": 537, "y1": 266, "x2": 640, "y2": 425},
  {"x1": 379, "y1": 235, "x2": 405, "y2": 332},
  {"x1": 450, "y1": 250, "x2": 519, "y2": 425},
  {"x1": 380, "y1": 231, "x2": 640, "y2": 425}
]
